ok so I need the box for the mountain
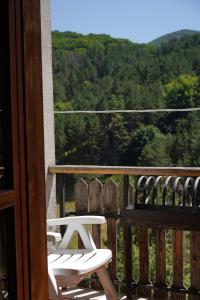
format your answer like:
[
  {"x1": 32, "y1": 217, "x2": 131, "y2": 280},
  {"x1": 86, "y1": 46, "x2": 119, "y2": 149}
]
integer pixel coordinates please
[
  {"x1": 149, "y1": 29, "x2": 200, "y2": 46},
  {"x1": 52, "y1": 31, "x2": 200, "y2": 167}
]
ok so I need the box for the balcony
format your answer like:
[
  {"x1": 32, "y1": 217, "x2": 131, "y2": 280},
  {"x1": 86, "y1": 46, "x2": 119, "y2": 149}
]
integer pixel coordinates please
[{"x1": 48, "y1": 165, "x2": 200, "y2": 299}]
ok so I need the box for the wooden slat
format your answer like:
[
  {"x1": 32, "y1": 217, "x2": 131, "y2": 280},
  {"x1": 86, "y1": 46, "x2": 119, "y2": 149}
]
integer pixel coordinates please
[
  {"x1": 49, "y1": 165, "x2": 200, "y2": 177},
  {"x1": 89, "y1": 179, "x2": 103, "y2": 289},
  {"x1": 122, "y1": 176, "x2": 134, "y2": 286},
  {"x1": 137, "y1": 225, "x2": 151, "y2": 298},
  {"x1": 75, "y1": 178, "x2": 88, "y2": 248},
  {"x1": 59, "y1": 174, "x2": 65, "y2": 236},
  {"x1": 154, "y1": 228, "x2": 168, "y2": 299},
  {"x1": 119, "y1": 181, "x2": 135, "y2": 208},
  {"x1": 190, "y1": 232, "x2": 200, "y2": 291},
  {"x1": 155, "y1": 228, "x2": 166, "y2": 287},
  {"x1": 103, "y1": 179, "x2": 118, "y2": 280},
  {"x1": 119, "y1": 183, "x2": 124, "y2": 213},
  {"x1": 59, "y1": 174, "x2": 65, "y2": 218},
  {"x1": 123, "y1": 225, "x2": 133, "y2": 284},
  {"x1": 123, "y1": 208, "x2": 200, "y2": 231},
  {"x1": 172, "y1": 230, "x2": 184, "y2": 289},
  {"x1": 89, "y1": 179, "x2": 103, "y2": 248},
  {"x1": 139, "y1": 226, "x2": 149, "y2": 285},
  {"x1": 129, "y1": 184, "x2": 134, "y2": 205}
]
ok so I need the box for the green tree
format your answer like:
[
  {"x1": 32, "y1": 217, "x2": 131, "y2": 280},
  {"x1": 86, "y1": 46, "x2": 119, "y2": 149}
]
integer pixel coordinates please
[
  {"x1": 125, "y1": 125, "x2": 171, "y2": 166},
  {"x1": 165, "y1": 74, "x2": 199, "y2": 109},
  {"x1": 107, "y1": 114, "x2": 129, "y2": 164}
]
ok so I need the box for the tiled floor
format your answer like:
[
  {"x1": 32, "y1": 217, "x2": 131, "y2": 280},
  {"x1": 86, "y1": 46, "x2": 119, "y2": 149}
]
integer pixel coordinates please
[{"x1": 61, "y1": 288, "x2": 150, "y2": 300}]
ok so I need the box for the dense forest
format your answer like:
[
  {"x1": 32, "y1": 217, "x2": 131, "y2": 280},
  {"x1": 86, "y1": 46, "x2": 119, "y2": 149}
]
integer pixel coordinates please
[
  {"x1": 53, "y1": 31, "x2": 200, "y2": 167},
  {"x1": 150, "y1": 29, "x2": 200, "y2": 46}
]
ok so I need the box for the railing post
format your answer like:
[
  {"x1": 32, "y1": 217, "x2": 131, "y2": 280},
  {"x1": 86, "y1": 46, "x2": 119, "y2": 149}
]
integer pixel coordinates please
[
  {"x1": 123, "y1": 175, "x2": 133, "y2": 295},
  {"x1": 59, "y1": 173, "x2": 66, "y2": 236}
]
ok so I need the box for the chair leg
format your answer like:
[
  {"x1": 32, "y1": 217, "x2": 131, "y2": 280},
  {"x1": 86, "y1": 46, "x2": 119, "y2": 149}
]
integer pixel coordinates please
[{"x1": 96, "y1": 268, "x2": 118, "y2": 300}]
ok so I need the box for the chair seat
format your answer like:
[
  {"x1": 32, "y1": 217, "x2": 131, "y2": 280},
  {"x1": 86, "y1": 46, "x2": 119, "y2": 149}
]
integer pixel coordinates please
[{"x1": 48, "y1": 249, "x2": 112, "y2": 276}]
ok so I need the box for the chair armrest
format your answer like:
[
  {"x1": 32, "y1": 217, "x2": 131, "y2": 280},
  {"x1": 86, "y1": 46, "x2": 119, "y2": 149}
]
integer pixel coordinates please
[
  {"x1": 47, "y1": 232, "x2": 62, "y2": 243},
  {"x1": 47, "y1": 216, "x2": 105, "y2": 227},
  {"x1": 47, "y1": 216, "x2": 105, "y2": 250}
]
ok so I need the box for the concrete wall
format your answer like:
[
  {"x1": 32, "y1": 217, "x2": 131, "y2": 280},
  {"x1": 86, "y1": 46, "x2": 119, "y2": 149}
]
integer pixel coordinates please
[{"x1": 40, "y1": 0, "x2": 56, "y2": 218}]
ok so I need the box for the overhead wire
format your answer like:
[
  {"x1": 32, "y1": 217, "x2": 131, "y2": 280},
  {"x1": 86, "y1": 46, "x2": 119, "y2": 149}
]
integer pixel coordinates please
[{"x1": 54, "y1": 107, "x2": 200, "y2": 114}]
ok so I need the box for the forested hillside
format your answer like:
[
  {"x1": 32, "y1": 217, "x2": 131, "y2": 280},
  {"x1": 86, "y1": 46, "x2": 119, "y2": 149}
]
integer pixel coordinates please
[
  {"x1": 149, "y1": 29, "x2": 200, "y2": 46},
  {"x1": 53, "y1": 31, "x2": 200, "y2": 167}
]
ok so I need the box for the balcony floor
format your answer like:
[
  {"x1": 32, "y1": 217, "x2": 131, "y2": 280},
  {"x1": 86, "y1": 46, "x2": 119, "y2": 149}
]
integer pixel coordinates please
[{"x1": 61, "y1": 288, "x2": 150, "y2": 299}]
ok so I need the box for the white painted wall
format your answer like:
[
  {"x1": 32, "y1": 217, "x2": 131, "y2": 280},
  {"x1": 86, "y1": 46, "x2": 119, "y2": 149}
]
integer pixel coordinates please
[{"x1": 40, "y1": 0, "x2": 56, "y2": 218}]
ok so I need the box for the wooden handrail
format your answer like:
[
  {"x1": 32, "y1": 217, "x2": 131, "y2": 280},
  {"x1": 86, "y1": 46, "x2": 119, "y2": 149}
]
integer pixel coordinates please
[{"x1": 49, "y1": 165, "x2": 200, "y2": 176}]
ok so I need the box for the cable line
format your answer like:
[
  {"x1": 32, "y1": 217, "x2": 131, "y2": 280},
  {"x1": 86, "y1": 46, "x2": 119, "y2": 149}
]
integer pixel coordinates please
[{"x1": 54, "y1": 107, "x2": 200, "y2": 114}]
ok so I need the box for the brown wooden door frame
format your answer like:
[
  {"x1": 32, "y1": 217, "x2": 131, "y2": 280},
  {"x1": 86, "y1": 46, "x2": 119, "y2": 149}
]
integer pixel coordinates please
[
  {"x1": 2, "y1": 0, "x2": 49, "y2": 297},
  {"x1": 11, "y1": 0, "x2": 48, "y2": 298}
]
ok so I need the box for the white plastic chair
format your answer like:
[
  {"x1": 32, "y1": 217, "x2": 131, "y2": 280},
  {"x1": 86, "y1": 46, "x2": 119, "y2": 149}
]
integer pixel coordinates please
[{"x1": 47, "y1": 216, "x2": 118, "y2": 300}]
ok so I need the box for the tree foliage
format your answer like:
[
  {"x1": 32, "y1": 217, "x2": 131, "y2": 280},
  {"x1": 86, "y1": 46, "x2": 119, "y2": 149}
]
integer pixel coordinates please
[{"x1": 52, "y1": 31, "x2": 200, "y2": 167}]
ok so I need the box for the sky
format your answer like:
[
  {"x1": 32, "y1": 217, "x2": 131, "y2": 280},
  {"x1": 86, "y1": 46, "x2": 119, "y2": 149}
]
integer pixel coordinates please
[{"x1": 51, "y1": 0, "x2": 200, "y2": 44}]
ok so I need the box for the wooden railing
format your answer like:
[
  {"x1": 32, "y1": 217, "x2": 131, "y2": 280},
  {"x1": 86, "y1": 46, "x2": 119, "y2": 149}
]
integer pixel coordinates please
[{"x1": 49, "y1": 165, "x2": 200, "y2": 299}]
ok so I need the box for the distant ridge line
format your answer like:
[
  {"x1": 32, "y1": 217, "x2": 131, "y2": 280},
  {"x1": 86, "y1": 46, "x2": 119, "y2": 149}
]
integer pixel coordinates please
[{"x1": 149, "y1": 29, "x2": 200, "y2": 45}]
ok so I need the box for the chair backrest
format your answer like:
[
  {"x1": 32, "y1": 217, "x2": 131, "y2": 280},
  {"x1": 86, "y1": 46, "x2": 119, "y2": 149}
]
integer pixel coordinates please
[{"x1": 58, "y1": 223, "x2": 96, "y2": 250}]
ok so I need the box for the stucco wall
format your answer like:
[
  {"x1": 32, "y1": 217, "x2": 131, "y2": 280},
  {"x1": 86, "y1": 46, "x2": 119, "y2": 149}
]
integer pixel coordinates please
[{"x1": 40, "y1": 0, "x2": 56, "y2": 218}]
